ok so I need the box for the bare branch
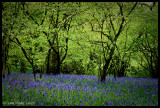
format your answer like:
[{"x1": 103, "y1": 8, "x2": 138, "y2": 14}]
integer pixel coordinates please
[
  {"x1": 127, "y1": 2, "x2": 138, "y2": 16},
  {"x1": 60, "y1": 38, "x2": 68, "y2": 63}
]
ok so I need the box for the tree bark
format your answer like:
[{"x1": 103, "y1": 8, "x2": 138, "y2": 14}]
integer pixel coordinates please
[
  {"x1": 20, "y1": 61, "x2": 26, "y2": 73},
  {"x1": 2, "y1": 55, "x2": 6, "y2": 79},
  {"x1": 46, "y1": 48, "x2": 51, "y2": 74},
  {"x1": 2, "y1": 36, "x2": 7, "y2": 79},
  {"x1": 15, "y1": 37, "x2": 37, "y2": 80},
  {"x1": 101, "y1": 57, "x2": 112, "y2": 82}
]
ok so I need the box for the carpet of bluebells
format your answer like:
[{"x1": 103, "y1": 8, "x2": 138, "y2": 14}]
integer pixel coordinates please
[{"x1": 2, "y1": 73, "x2": 158, "y2": 106}]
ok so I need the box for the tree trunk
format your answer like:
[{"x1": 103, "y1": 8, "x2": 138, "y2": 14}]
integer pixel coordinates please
[
  {"x1": 33, "y1": 66, "x2": 36, "y2": 81},
  {"x1": 101, "y1": 58, "x2": 112, "y2": 82},
  {"x1": 40, "y1": 66, "x2": 42, "y2": 79},
  {"x1": 114, "y1": 71, "x2": 117, "y2": 81},
  {"x1": 2, "y1": 40, "x2": 6, "y2": 79},
  {"x1": 7, "y1": 66, "x2": 11, "y2": 77},
  {"x1": 56, "y1": 54, "x2": 61, "y2": 74},
  {"x1": 46, "y1": 48, "x2": 51, "y2": 74},
  {"x1": 2, "y1": 60, "x2": 6, "y2": 79},
  {"x1": 52, "y1": 50, "x2": 58, "y2": 75},
  {"x1": 101, "y1": 64, "x2": 107, "y2": 82},
  {"x1": 20, "y1": 61, "x2": 26, "y2": 73},
  {"x1": 15, "y1": 38, "x2": 38, "y2": 80}
]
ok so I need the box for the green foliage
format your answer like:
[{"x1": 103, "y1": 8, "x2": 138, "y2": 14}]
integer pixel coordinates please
[
  {"x1": 2, "y1": 2, "x2": 158, "y2": 78},
  {"x1": 61, "y1": 60, "x2": 83, "y2": 75},
  {"x1": 126, "y1": 66, "x2": 150, "y2": 78}
]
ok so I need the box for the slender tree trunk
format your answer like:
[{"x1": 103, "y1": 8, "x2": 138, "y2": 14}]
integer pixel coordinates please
[
  {"x1": 101, "y1": 64, "x2": 107, "y2": 82},
  {"x1": 2, "y1": 59, "x2": 6, "y2": 79},
  {"x1": 56, "y1": 54, "x2": 61, "y2": 74},
  {"x1": 20, "y1": 61, "x2": 26, "y2": 73},
  {"x1": 15, "y1": 38, "x2": 38, "y2": 80},
  {"x1": 2, "y1": 39, "x2": 6, "y2": 79},
  {"x1": 7, "y1": 65, "x2": 11, "y2": 77},
  {"x1": 52, "y1": 50, "x2": 58, "y2": 75},
  {"x1": 33, "y1": 66, "x2": 36, "y2": 81},
  {"x1": 101, "y1": 58, "x2": 112, "y2": 82},
  {"x1": 46, "y1": 48, "x2": 51, "y2": 74},
  {"x1": 40, "y1": 66, "x2": 42, "y2": 79}
]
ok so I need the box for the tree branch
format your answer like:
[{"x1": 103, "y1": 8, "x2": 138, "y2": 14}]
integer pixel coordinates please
[
  {"x1": 40, "y1": 8, "x2": 48, "y2": 25},
  {"x1": 42, "y1": 31, "x2": 58, "y2": 55},
  {"x1": 25, "y1": 9, "x2": 40, "y2": 26},
  {"x1": 14, "y1": 37, "x2": 33, "y2": 66},
  {"x1": 109, "y1": 17, "x2": 116, "y2": 35},
  {"x1": 127, "y1": 2, "x2": 138, "y2": 16},
  {"x1": 60, "y1": 38, "x2": 68, "y2": 63}
]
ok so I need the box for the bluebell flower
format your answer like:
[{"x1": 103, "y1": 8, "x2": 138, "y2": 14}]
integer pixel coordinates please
[
  {"x1": 108, "y1": 100, "x2": 113, "y2": 106},
  {"x1": 69, "y1": 97, "x2": 71, "y2": 100},
  {"x1": 64, "y1": 100, "x2": 66, "y2": 103},
  {"x1": 53, "y1": 102, "x2": 57, "y2": 106},
  {"x1": 36, "y1": 100, "x2": 39, "y2": 105},
  {"x1": 2, "y1": 72, "x2": 158, "y2": 106},
  {"x1": 80, "y1": 100, "x2": 83, "y2": 103},
  {"x1": 81, "y1": 103, "x2": 85, "y2": 106},
  {"x1": 41, "y1": 102, "x2": 43, "y2": 106},
  {"x1": 43, "y1": 92, "x2": 48, "y2": 97}
]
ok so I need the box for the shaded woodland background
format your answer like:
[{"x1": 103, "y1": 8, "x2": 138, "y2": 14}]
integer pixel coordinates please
[{"x1": 2, "y1": 2, "x2": 158, "y2": 82}]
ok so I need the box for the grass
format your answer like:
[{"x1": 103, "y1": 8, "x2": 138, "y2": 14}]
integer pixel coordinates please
[{"x1": 2, "y1": 73, "x2": 158, "y2": 106}]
